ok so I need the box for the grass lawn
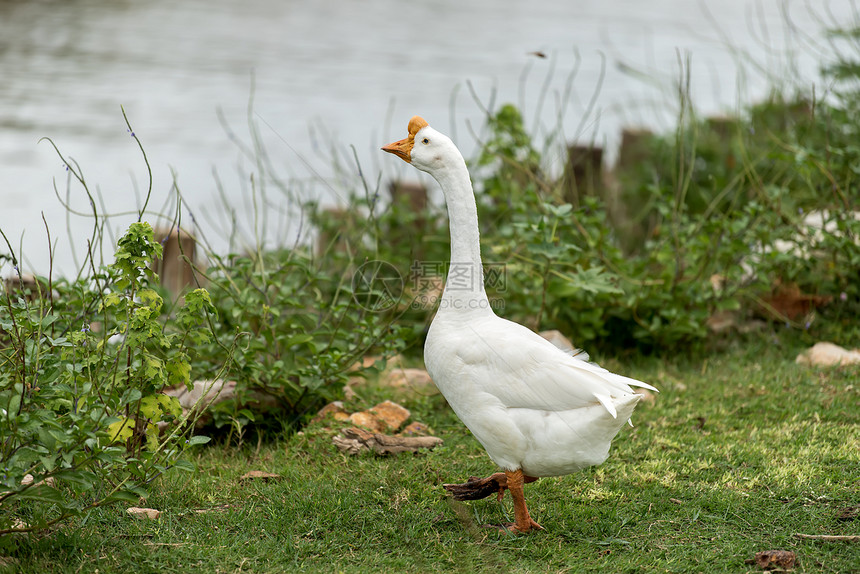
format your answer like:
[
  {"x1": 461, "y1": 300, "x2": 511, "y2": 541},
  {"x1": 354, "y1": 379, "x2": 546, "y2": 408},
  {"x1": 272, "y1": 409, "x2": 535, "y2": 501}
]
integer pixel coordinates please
[{"x1": 5, "y1": 339, "x2": 859, "y2": 573}]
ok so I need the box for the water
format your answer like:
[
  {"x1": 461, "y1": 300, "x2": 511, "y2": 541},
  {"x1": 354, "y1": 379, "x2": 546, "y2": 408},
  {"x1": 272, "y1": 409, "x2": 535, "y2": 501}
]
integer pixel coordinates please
[{"x1": 0, "y1": 0, "x2": 853, "y2": 275}]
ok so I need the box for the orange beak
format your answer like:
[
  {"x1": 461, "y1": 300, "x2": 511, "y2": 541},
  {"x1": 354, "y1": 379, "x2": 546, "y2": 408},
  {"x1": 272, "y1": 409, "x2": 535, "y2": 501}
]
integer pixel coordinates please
[
  {"x1": 382, "y1": 137, "x2": 412, "y2": 163},
  {"x1": 382, "y1": 116, "x2": 429, "y2": 164}
]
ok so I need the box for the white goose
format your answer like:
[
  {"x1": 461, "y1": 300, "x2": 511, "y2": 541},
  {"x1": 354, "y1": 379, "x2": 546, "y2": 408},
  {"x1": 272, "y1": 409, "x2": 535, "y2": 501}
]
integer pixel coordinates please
[{"x1": 382, "y1": 116, "x2": 656, "y2": 533}]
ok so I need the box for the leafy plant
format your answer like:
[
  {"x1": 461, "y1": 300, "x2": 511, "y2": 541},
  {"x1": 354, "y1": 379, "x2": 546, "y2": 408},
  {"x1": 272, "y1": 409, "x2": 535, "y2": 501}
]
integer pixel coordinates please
[
  {"x1": 198, "y1": 245, "x2": 409, "y2": 433},
  {"x1": 0, "y1": 222, "x2": 216, "y2": 539},
  {"x1": 455, "y1": 87, "x2": 860, "y2": 350}
]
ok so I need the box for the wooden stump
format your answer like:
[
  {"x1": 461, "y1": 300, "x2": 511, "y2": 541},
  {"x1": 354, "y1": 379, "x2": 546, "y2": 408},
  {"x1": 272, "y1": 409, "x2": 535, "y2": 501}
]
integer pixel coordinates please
[
  {"x1": 562, "y1": 145, "x2": 603, "y2": 206},
  {"x1": 616, "y1": 128, "x2": 654, "y2": 170},
  {"x1": 3, "y1": 273, "x2": 41, "y2": 301},
  {"x1": 705, "y1": 116, "x2": 738, "y2": 140},
  {"x1": 388, "y1": 181, "x2": 427, "y2": 213},
  {"x1": 152, "y1": 227, "x2": 197, "y2": 298},
  {"x1": 315, "y1": 207, "x2": 361, "y2": 257}
]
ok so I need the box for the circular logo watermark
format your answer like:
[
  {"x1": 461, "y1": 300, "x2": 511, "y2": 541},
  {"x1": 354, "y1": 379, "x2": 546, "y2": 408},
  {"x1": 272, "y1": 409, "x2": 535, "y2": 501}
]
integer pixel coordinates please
[{"x1": 351, "y1": 260, "x2": 404, "y2": 312}]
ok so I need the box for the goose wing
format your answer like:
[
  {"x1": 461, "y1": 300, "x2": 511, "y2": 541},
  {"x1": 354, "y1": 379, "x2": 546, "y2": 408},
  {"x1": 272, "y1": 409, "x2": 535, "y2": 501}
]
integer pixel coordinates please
[{"x1": 452, "y1": 316, "x2": 657, "y2": 417}]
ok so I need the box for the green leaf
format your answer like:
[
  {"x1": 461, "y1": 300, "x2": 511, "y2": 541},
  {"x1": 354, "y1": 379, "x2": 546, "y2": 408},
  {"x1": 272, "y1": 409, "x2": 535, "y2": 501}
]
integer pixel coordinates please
[
  {"x1": 166, "y1": 360, "x2": 191, "y2": 389},
  {"x1": 120, "y1": 389, "x2": 142, "y2": 407},
  {"x1": 16, "y1": 485, "x2": 64, "y2": 505},
  {"x1": 56, "y1": 470, "x2": 96, "y2": 490},
  {"x1": 172, "y1": 459, "x2": 196, "y2": 472},
  {"x1": 103, "y1": 490, "x2": 140, "y2": 504},
  {"x1": 39, "y1": 455, "x2": 58, "y2": 473},
  {"x1": 157, "y1": 394, "x2": 182, "y2": 419},
  {"x1": 139, "y1": 395, "x2": 162, "y2": 421},
  {"x1": 286, "y1": 334, "x2": 314, "y2": 347},
  {"x1": 106, "y1": 417, "x2": 134, "y2": 444},
  {"x1": 186, "y1": 435, "x2": 210, "y2": 447}
]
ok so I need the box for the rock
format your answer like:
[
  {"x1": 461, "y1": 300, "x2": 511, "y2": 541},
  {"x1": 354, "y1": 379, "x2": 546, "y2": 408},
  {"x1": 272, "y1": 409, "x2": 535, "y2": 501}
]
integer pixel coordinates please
[
  {"x1": 399, "y1": 421, "x2": 432, "y2": 436},
  {"x1": 539, "y1": 330, "x2": 576, "y2": 353},
  {"x1": 633, "y1": 388, "x2": 656, "y2": 403},
  {"x1": 20, "y1": 474, "x2": 55, "y2": 488},
  {"x1": 160, "y1": 379, "x2": 236, "y2": 430},
  {"x1": 347, "y1": 410, "x2": 387, "y2": 432},
  {"x1": 342, "y1": 382, "x2": 358, "y2": 401},
  {"x1": 333, "y1": 427, "x2": 442, "y2": 455},
  {"x1": 796, "y1": 342, "x2": 860, "y2": 366},
  {"x1": 345, "y1": 355, "x2": 405, "y2": 399},
  {"x1": 369, "y1": 400, "x2": 410, "y2": 430},
  {"x1": 311, "y1": 401, "x2": 350, "y2": 424},
  {"x1": 127, "y1": 507, "x2": 161, "y2": 520},
  {"x1": 347, "y1": 400, "x2": 411, "y2": 432},
  {"x1": 166, "y1": 379, "x2": 237, "y2": 411},
  {"x1": 380, "y1": 368, "x2": 438, "y2": 398},
  {"x1": 745, "y1": 550, "x2": 796, "y2": 570},
  {"x1": 160, "y1": 379, "x2": 278, "y2": 430},
  {"x1": 706, "y1": 310, "x2": 737, "y2": 333}
]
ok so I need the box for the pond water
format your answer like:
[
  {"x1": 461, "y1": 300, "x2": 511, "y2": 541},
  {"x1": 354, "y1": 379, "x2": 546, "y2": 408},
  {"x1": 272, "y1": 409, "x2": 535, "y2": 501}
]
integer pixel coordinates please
[{"x1": 0, "y1": 0, "x2": 853, "y2": 274}]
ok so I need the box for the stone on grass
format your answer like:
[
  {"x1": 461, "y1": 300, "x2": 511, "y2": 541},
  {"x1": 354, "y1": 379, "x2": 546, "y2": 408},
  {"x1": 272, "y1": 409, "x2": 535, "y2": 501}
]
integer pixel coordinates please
[
  {"x1": 127, "y1": 507, "x2": 161, "y2": 520},
  {"x1": 380, "y1": 368, "x2": 438, "y2": 398},
  {"x1": 347, "y1": 400, "x2": 410, "y2": 433},
  {"x1": 796, "y1": 342, "x2": 860, "y2": 367},
  {"x1": 346, "y1": 410, "x2": 383, "y2": 432},
  {"x1": 160, "y1": 379, "x2": 279, "y2": 430},
  {"x1": 311, "y1": 401, "x2": 350, "y2": 424},
  {"x1": 238, "y1": 471, "x2": 281, "y2": 482},
  {"x1": 399, "y1": 421, "x2": 432, "y2": 436},
  {"x1": 21, "y1": 474, "x2": 55, "y2": 488},
  {"x1": 633, "y1": 388, "x2": 656, "y2": 403},
  {"x1": 706, "y1": 310, "x2": 737, "y2": 333}
]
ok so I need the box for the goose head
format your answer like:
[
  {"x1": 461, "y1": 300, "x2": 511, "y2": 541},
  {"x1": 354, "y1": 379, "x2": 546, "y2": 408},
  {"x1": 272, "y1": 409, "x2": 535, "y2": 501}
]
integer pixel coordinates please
[{"x1": 382, "y1": 116, "x2": 464, "y2": 176}]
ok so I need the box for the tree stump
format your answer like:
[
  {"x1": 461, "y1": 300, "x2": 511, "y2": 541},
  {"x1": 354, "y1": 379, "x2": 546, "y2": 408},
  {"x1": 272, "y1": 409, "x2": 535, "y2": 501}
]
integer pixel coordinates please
[
  {"x1": 152, "y1": 227, "x2": 197, "y2": 298},
  {"x1": 562, "y1": 145, "x2": 603, "y2": 206},
  {"x1": 616, "y1": 128, "x2": 655, "y2": 171}
]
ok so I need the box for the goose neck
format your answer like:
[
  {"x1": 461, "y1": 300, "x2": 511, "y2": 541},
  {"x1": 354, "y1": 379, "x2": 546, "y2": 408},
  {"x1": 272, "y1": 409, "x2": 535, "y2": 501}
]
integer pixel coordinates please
[{"x1": 434, "y1": 163, "x2": 491, "y2": 315}]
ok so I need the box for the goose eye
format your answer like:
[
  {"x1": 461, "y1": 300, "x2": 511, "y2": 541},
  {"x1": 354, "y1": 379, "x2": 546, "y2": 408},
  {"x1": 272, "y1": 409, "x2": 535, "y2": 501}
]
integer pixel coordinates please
[{"x1": 422, "y1": 138, "x2": 429, "y2": 144}]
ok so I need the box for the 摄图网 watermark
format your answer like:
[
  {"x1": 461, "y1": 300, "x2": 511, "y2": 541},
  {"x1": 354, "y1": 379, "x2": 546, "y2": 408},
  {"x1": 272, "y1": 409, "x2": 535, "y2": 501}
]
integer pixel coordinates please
[{"x1": 352, "y1": 260, "x2": 507, "y2": 312}]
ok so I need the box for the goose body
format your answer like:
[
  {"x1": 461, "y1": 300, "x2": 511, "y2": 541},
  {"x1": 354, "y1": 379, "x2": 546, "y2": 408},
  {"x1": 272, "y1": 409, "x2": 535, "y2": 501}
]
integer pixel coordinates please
[
  {"x1": 425, "y1": 311, "x2": 646, "y2": 477},
  {"x1": 383, "y1": 116, "x2": 656, "y2": 532}
]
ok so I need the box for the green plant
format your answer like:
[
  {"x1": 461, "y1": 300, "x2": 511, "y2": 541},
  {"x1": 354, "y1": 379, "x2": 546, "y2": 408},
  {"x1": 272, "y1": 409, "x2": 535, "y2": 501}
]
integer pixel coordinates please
[
  {"x1": 0, "y1": 222, "x2": 216, "y2": 539},
  {"x1": 198, "y1": 244, "x2": 411, "y2": 433},
  {"x1": 452, "y1": 83, "x2": 860, "y2": 352}
]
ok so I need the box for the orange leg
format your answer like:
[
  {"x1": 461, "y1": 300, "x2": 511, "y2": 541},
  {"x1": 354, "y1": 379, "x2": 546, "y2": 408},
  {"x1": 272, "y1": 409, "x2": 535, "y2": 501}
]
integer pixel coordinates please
[{"x1": 505, "y1": 469, "x2": 544, "y2": 533}]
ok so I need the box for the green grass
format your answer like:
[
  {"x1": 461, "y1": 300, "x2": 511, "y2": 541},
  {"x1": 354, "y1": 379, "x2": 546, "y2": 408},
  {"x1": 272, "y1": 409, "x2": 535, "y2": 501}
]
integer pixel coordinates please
[{"x1": 4, "y1": 339, "x2": 859, "y2": 573}]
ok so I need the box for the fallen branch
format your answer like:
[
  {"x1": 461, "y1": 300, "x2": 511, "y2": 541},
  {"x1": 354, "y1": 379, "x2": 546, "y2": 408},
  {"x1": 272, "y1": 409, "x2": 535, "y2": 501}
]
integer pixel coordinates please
[
  {"x1": 794, "y1": 533, "x2": 859, "y2": 542},
  {"x1": 333, "y1": 427, "x2": 442, "y2": 455}
]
